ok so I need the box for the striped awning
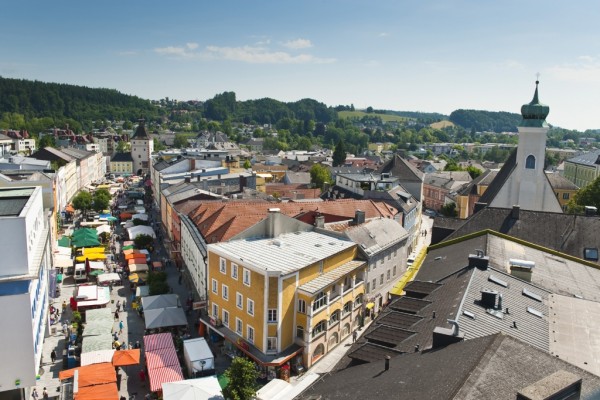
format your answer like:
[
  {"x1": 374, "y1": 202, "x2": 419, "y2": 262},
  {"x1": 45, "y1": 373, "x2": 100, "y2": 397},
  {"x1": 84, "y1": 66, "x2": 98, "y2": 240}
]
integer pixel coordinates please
[
  {"x1": 148, "y1": 365, "x2": 184, "y2": 392},
  {"x1": 146, "y1": 347, "x2": 179, "y2": 369},
  {"x1": 144, "y1": 333, "x2": 174, "y2": 352}
]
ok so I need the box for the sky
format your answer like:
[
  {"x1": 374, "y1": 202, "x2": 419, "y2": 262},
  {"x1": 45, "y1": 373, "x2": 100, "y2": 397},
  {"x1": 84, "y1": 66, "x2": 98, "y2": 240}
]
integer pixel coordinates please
[{"x1": 2, "y1": 1, "x2": 600, "y2": 131}]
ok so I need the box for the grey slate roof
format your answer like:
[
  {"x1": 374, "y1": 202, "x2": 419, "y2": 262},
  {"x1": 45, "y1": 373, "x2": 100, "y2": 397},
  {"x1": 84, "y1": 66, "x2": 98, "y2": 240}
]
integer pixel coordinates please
[
  {"x1": 378, "y1": 154, "x2": 424, "y2": 182},
  {"x1": 456, "y1": 266, "x2": 550, "y2": 352},
  {"x1": 566, "y1": 149, "x2": 600, "y2": 166},
  {"x1": 478, "y1": 149, "x2": 517, "y2": 205},
  {"x1": 344, "y1": 218, "x2": 409, "y2": 257},
  {"x1": 297, "y1": 260, "x2": 365, "y2": 295},
  {"x1": 545, "y1": 171, "x2": 579, "y2": 190},
  {"x1": 111, "y1": 152, "x2": 133, "y2": 162},
  {"x1": 132, "y1": 120, "x2": 149, "y2": 139}
]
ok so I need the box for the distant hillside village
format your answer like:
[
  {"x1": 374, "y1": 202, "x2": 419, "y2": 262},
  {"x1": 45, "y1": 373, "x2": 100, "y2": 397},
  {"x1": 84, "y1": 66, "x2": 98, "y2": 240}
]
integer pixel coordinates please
[{"x1": 4, "y1": 80, "x2": 600, "y2": 400}]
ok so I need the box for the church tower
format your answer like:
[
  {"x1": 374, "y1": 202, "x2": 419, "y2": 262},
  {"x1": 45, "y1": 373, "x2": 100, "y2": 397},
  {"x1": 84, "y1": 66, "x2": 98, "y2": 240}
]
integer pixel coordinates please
[
  {"x1": 481, "y1": 81, "x2": 562, "y2": 213},
  {"x1": 131, "y1": 119, "x2": 154, "y2": 176}
]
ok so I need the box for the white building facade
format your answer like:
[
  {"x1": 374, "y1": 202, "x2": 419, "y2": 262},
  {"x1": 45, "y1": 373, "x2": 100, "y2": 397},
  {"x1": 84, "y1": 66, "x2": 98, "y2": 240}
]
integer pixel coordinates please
[
  {"x1": 180, "y1": 214, "x2": 208, "y2": 300},
  {"x1": 0, "y1": 186, "x2": 52, "y2": 395},
  {"x1": 131, "y1": 120, "x2": 153, "y2": 176}
]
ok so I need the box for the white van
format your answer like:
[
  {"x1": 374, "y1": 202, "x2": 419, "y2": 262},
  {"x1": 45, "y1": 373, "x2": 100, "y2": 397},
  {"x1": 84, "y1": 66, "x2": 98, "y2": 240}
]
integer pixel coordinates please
[{"x1": 74, "y1": 264, "x2": 88, "y2": 282}]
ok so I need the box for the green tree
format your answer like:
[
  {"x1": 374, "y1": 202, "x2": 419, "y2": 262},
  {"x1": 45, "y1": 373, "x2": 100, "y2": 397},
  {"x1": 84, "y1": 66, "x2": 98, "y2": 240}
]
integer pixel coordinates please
[
  {"x1": 332, "y1": 140, "x2": 346, "y2": 167},
  {"x1": 72, "y1": 191, "x2": 93, "y2": 216},
  {"x1": 222, "y1": 357, "x2": 259, "y2": 400},
  {"x1": 310, "y1": 164, "x2": 331, "y2": 190},
  {"x1": 133, "y1": 234, "x2": 154, "y2": 250},
  {"x1": 153, "y1": 137, "x2": 166, "y2": 151},
  {"x1": 466, "y1": 166, "x2": 483, "y2": 179},
  {"x1": 173, "y1": 134, "x2": 189, "y2": 148},
  {"x1": 243, "y1": 159, "x2": 251, "y2": 169},
  {"x1": 567, "y1": 175, "x2": 600, "y2": 213},
  {"x1": 115, "y1": 140, "x2": 130, "y2": 153},
  {"x1": 38, "y1": 135, "x2": 56, "y2": 149},
  {"x1": 440, "y1": 202, "x2": 458, "y2": 217},
  {"x1": 92, "y1": 189, "x2": 111, "y2": 212}
]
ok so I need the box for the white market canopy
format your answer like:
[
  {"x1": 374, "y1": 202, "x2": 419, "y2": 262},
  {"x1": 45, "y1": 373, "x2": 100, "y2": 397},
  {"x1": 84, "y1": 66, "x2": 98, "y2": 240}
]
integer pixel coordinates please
[
  {"x1": 127, "y1": 225, "x2": 156, "y2": 239},
  {"x1": 97, "y1": 273, "x2": 121, "y2": 283},
  {"x1": 129, "y1": 263, "x2": 149, "y2": 273},
  {"x1": 132, "y1": 213, "x2": 149, "y2": 221},
  {"x1": 96, "y1": 225, "x2": 111, "y2": 235},
  {"x1": 163, "y1": 377, "x2": 224, "y2": 400}
]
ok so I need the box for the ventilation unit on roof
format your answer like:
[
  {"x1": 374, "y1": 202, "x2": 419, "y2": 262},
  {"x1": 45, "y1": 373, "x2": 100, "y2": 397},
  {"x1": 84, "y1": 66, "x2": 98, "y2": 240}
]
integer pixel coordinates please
[
  {"x1": 488, "y1": 275, "x2": 508, "y2": 288},
  {"x1": 522, "y1": 288, "x2": 542, "y2": 302},
  {"x1": 480, "y1": 289, "x2": 498, "y2": 309}
]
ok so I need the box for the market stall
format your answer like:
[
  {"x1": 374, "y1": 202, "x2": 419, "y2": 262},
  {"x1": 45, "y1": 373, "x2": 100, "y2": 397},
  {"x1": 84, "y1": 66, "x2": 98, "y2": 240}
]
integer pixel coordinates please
[
  {"x1": 144, "y1": 307, "x2": 187, "y2": 329},
  {"x1": 142, "y1": 294, "x2": 180, "y2": 311}
]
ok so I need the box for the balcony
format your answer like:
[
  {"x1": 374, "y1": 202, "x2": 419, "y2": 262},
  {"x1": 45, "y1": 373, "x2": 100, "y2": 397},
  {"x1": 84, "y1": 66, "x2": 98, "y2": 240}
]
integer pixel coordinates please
[{"x1": 329, "y1": 291, "x2": 341, "y2": 303}]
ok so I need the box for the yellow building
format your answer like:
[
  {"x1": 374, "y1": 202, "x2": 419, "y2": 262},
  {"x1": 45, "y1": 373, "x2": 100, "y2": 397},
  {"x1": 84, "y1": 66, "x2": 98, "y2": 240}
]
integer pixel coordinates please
[
  {"x1": 109, "y1": 152, "x2": 133, "y2": 175},
  {"x1": 546, "y1": 172, "x2": 579, "y2": 211},
  {"x1": 205, "y1": 213, "x2": 366, "y2": 374}
]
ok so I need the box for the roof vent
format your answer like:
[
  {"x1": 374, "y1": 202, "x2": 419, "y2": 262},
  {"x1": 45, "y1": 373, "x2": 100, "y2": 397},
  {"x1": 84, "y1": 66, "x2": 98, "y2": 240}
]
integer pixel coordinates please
[
  {"x1": 509, "y1": 259, "x2": 535, "y2": 282},
  {"x1": 468, "y1": 252, "x2": 489, "y2": 269},
  {"x1": 512, "y1": 205, "x2": 520, "y2": 219},
  {"x1": 432, "y1": 321, "x2": 464, "y2": 349},
  {"x1": 480, "y1": 289, "x2": 498, "y2": 309}
]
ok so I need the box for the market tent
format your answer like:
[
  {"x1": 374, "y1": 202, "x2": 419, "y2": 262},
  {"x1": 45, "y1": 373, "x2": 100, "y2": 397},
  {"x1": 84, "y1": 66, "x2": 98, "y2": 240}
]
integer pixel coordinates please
[
  {"x1": 112, "y1": 349, "x2": 141, "y2": 367},
  {"x1": 86, "y1": 308, "x2": 113, "y2": 323},
  {"x1": 149, "y1": 365, "x2": 184, "y2": 392},
  {"x1": 72, "y1": 236, "x2": 100, "y2": 248},
  {"x1": 128, "y1": 272, "x2": 148, "y2": 284},
  {"x1": 125, "y1": 253, "x2": 147, "y2": 261},
  {"x1": 132, "y1": 213, "x2": 149, "y2": 221},
  {"x1": 128, "y1": 258, "x2": 148, "y2": 265},
  {"x1": 82, "y1": 334, "x2": 113, "y2": 353},
  {"x1": 80, "y1": 349, "x2": 116, "y2": 366},
  {"x1": 122, "y1": 245, "x2": 135, "y2": 251},
  {"x1": 146, "y1": 347, "x2": 179, "y2": 370},
  {"x1": 74, "y1": 383, "x2": 119, "y2": 400},
  {"x1": 142, "y1": 294, "x2": 180, "y2": 311},
  {"x1": 136, "y1": 285, "x2": 150, "y2": 298},
  {"x1": 55, "y1": 246, "x2": 72, "y2": 256},
  {"x1": 107, "y1": 216, "x2": 118, "y2": 222},
  {"x1": 144, "y1": 333, "x2": 174, "y2": 352},
  {"x1": 127, "y1": 225, "x2": 156, "y2": 239},
  {"x1": 76, "y1": 254, "x2": 106, "y2": 262},
  {"x1": 123, "y1": 241, "x2": 134, "y2": 246},
  {"x1": 163, "y1": 377, "x2": 224, "y2": 400},
  {"x1": 129, "y1": 263, "x2": 149, "y2": 273},
  {"x1": 122, "y1": 249, "x2": 139, "y2": 256},
  {"x1": 144, "y1": 307, "x2": 187, "y2": 329},
  {"x1": 96, "y1": 225, "x2": 111, "y2": 235},
  {"x1": 58, "y1": 236, "x2": 71, "y2": 247},
  {"x1": 119, "y1": 212, "x2": 133, "y2": 220},
  {"x1": 54, "y1": 255, "x2": 73, "y2": 269},
  {"x1": 152, "y1": 261, "x2": 163, "y2": 270},
  {"x1": 72, "y1": 228, "x2": 98, "y2": 237},
  {"x1": 58, "y1": 362, "x2": 116, "y2": 385},
  {"x1": 98, "y1": 273, "x2": 121, "y2": 284},
  {"x1": 183, "y1": 338, "x2": 215, "y2": 374},
  {"x1": 255, "y1": 379, "x2": 294, "y2": 400},
  {"x1": 82, "y1": 247, "x2": 106, "y2": 255}
]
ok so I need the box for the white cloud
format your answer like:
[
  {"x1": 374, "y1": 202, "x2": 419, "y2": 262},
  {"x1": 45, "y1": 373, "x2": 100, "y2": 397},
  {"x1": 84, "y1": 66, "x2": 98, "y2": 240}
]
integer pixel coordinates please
[
  {"x1": 546, "y1": 56, "x2": 600, "y2": 83},
  {"x1": 204, "y1": 45, "x2": 334, "y2": 64},
  {"x1": 154, "y1": 41, "x2": 334, "y2": 64},
  {"x1": 282, "y1": 38, "x2": 313, "y2": 49}
]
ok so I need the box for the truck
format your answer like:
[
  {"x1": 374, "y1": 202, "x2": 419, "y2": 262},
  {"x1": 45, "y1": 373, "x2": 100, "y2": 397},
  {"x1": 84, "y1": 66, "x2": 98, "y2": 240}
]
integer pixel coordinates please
[{"x1": 74, "y1": 264, "x2": 88, "y2": 282}]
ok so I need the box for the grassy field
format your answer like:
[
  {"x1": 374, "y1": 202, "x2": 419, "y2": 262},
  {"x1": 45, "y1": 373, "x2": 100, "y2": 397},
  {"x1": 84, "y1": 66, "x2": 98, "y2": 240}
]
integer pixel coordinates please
[
  {"x1": 430, "y1": 120, "x2": 454, "y2": 129},
  {"x1": 338, "y1": 110, "x2": 412, "y2": 123}
]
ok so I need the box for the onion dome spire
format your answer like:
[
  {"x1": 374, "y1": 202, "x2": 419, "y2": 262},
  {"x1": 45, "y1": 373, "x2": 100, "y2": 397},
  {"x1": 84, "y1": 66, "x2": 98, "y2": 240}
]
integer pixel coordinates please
[{"x1": 519, "y1": 80, "x2": 549, "y2": 128}]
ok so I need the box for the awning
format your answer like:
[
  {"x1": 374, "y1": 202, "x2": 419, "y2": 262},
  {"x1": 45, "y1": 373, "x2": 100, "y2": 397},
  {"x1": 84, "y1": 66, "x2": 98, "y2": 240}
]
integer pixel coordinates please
[
  {"x1": 98, "y1": 273, "x2": 121, "y2": 283},
  {"x1": 65, "y1": 204, "x2": 75, "y2": 213},
  {"x1": 112, "y1": 349, "x2": 140, "y2": 367},
  {"x1": 75, "y1": 383, "x2": 118, "y2": 400},
  {"x1": 148, "y1": 365, "x2": 184, "y2": 392},
  {"x1": 366, "y1": 302, "x2": 375, "y2": 310},
  {"x1": 80, "y1": 350, "x2": 115, "y2": 366},
  {"x1": 130, "y1": 263, "x2": 149, "y2": 272},
  {"x1": 144, "y1": 332, "x2": 175, "y2": 352}
]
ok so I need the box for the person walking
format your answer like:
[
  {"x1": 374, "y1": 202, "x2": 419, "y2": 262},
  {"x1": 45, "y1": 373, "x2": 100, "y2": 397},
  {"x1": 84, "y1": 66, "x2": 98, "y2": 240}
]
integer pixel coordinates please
[
  {"x1": 42, "y1": 388, "x2": 48, "y2": 400},
  {"x1": 116, "y1": 300, "x2": 121, "y2": 312},
  {"x1": 31, "y1": 388, "x2": 38, "y2": 400},
  {"x1": 118, "y1": 320, "x2": 124, "y2": 335},
  {"x1": 114, "y1": 310, "x2": 119, "y2": 320},
  {"x1": 139, "y1": 369, "x2": 146, "y2": 384},
  {"x1": 352, "y1": 330, "x2": 358, "y2": 343},
  {"x1": 50, "y1": 350, "x2": 57, "y2": 364}
]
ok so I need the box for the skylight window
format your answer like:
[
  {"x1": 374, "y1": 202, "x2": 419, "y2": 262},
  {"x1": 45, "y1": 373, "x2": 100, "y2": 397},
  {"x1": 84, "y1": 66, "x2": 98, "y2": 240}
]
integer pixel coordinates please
[
  {"x1": 488, "y1": 275, "x2": 508, "y2": 288},
  {"x1": 522, "y1": 288, "x2": 542, "y2": 302},
  {"x1": 527, "y1": 307, "x2": 543, "y2": 318},
  {"x1": 584, "y1": 248, "x2": 599, "y2": 261}
]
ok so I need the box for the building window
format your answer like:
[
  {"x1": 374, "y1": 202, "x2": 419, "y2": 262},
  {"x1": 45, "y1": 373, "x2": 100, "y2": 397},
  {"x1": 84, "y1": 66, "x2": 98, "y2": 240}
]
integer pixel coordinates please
[
  {"x1": 268, "y1": 309, "x2": 277, "y2": 323},
  {"x1": 525, "y1": 155, "x2": 536, "y2": 169},
  {"x1": 366, "y1": 282, "x2": 370, "y2": 293},
  {"x1": 212, "y1": 279, "x2": 218, "y2": 294},
  {"x1": 329, "y1": 310, "x2": 340, "y2": 326},
  {"x1": 231, "y1": 263, "x2": 238, "y2": 279},
  {"x1": 243, "y1": 268, "x2": 251, "y2": 286},
  {"x1": 563, "y1": 193, "x2": 570, "y2": 200},
  {"x1": 313, "y1": 292, "x2": 327, "y2": 311},
  {"x1": 222, "y1": 284, "x2": 228, "y2": 300},
  {"x1": 247, "y1": 298, "x2": 254, "y2": 316},
  {"x1": 312, "y1": 320, "x2": 327, "y2": 337},
  {"x1": 236, "y1": 318, "x2": 242, "y2": 335},
  {"x1": 393, "y1": 265, "x2": 397, "y2": 276},
  {"x1": 222, "y1": 309, "x2": 229, "y2": 327},
  {"x1": 219, "y1": 258, "x2": 226, "y2": 274},
  {"x1": 584, "y1": 248, "x2": 599, "y2": 261},
  {"x1": 319, "y1": 261, "x2": 324, "y2": 274},
  {"x1": 267, "y1": 337, "x2": 277, "y2": 352},
  {"x1": 247, "y1": 326, "x2": 255, "y2": 343},
  {"x1": 212, "y1": 303, "x2": 218, "y2": 318},
  {"x1": 354, "y1": 294, "x2": 363, "y2": 308},
  {"x1": 236, "y1": 292, "x2": 243, "y2": 309},
  {"x1": 387, "y1": 270, "x2": 391, "y2": 281},
  {"x1": 343, "y1": 301, "x2": 352, "y2": 315},
  {"x1": 372, "y1": 278, "x2": 376, "y2": 290},
  {"x1": 298, "y1": 299, "x2": 306, "y2": 314},
  {"x1": 296, "y1": 325, "x2": 304, "y2": 339},
  {"x1": 380, "y1": 274, "x2": 384, "y2": 285}
]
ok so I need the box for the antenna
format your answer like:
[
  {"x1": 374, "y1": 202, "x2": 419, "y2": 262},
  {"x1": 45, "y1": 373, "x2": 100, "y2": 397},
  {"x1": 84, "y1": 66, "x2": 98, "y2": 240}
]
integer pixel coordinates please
[{"x1": 535, "y1": 72, "x2": 540, "y2": 84}]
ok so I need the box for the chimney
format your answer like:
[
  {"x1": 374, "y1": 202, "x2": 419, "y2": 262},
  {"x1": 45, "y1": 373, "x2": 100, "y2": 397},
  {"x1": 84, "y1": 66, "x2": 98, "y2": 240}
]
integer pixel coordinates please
[
  {"x1": 267, "y1": 208, "x2": 281, "y2": 238},
  {"x1": 184, "y1": 176, "x2": 191, "y2": 183},
  {"x1": 354, "y1": 209, "x2": 366, "y2": 225},
  {"x1": 468, "y1": 250, "x2": 489, "y2": 269},
  {"x1": 480, "y1": 289, "x2": 498, "y2": 309},
  {"x1": 509, "y1": 259, "x2": 535, "y2": 282},
  {"x1": 517, "y1": 370, "x2": 582, "y2": 400},
  {"x1": 432, "y1": 320, "x2": 464, "y2": 349},
  {"x1": 512, "y1": 205, "x2": 520, "y2": 219},
  {"x1": 314, "y1": 214, "x2": 325, "y2": 228},
  {"x1": 384, "y1": 355, "x2": 390, "y2": 371},
  {"x1": 585, "y1": 206, "x2": 597, "y2": 216},
  {"x1": 190, "y1": 158, "x2": 195, "y2": 170}
]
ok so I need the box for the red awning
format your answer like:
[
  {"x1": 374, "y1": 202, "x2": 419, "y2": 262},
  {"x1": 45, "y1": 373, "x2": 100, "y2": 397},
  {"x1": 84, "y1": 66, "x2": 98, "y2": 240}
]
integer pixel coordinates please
[
  {"x1": 148, "y1": 365, "x2": 184, "y2": 392},
  {"x1": 146, "y1": 347, "x2": 179, "y2": 369},
  {"x1": 143, "y1": 333, "x2": 174, "y2": 352}
]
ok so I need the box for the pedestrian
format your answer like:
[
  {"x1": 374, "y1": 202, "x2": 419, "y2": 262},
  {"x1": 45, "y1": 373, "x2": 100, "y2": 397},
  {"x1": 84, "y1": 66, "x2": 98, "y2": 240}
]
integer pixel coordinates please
[
  {"x1": 62, "y1": 322, "x2": 68, "y2": 336},
  {"x1": 352, "y1": 330, "x2": 358, "y2": 343},
  {"x1": 139, "y1": 369, "x2": 146, "y2": 383},
  {"x1": 116, "y1": 300, "x2": 121, "y2": 312},
  {"x1": 122, "y1": 299, "x2": 127, "y2": 311},
  {"x1": 114, "y1": 310, "x2": 119, "y2": 320},
  {"x1": 178, "y1": 273, "x2": 183, "y2": 285},
  {"x1": 135, "y1": 340, "x2": 140, "y2": 349},
  {"x1": 129, "y1": 342, "x2": 133, "y2": 350},
  {"x1": 119, "y1": 320, "x2": 124, "y2": 335},
  {"x1": 62, "y1": 300, "x2": 67, "y2": 313},
  {"x1": 42, "y1": 388, "x2": 48, "y2": 400},
  {"x1": 31, "y1": 388, "x2": 38, "y2": 400},
  {"x1": 50, "y1": 350, "x2": 57, "y2": 364}
]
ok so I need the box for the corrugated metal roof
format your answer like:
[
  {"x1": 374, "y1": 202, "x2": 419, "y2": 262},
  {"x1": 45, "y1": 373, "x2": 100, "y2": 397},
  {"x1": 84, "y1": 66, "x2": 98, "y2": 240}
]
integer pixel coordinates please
[
  {"x1": 298, "y1": 260, "x2": 365, "y2": 294},
  {"x1": 211, "y1": 231, "x2": 355, "y2": 274},
  {"x1": 456, "y1": 267, "x2": 550, "y2": 352}
]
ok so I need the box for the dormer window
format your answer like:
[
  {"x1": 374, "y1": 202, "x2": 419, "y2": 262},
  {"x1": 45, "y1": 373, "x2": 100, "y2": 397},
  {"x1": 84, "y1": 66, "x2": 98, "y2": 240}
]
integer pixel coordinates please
[
  {"x1": 584, "y1": 248, "x2": 599, "y2": 261},
  {"x1": 525, "y1": 155, "x2": 536, "y2": 169}
]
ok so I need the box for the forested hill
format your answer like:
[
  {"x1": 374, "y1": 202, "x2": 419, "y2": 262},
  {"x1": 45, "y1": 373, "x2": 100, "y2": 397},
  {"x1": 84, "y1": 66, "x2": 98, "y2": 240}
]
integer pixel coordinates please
[
  {"x1": 0, "y1": 76, "x2": 158, "y2": 122},
  {"x1": 449, "y1": 109, "x2": 522, "y2": 133}
]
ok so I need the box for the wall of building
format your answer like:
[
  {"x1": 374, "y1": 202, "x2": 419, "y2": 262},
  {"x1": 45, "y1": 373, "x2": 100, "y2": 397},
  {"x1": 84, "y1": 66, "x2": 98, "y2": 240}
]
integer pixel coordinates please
[{"x1": 180, "y1": 216, "x2": 207, "y2": 300}]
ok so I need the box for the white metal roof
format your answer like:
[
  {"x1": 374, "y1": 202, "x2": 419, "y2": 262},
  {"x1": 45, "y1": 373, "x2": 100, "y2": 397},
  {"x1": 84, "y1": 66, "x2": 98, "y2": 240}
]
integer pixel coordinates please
[{"x1": 210, "y1": 231, "x2": 355, "y2": 274}]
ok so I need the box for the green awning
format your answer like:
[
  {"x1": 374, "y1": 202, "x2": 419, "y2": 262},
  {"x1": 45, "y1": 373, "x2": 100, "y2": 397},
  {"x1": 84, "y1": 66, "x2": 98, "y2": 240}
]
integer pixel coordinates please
[
  {"x1": 72, "y1": 236, "x2": 101, "y2": 248},
  {"x1": 58, "y1": 236, "x2": 71, "y2": 247},
  {"x1": 122, "y1": 245, "x2": 135, "y2": 251}
]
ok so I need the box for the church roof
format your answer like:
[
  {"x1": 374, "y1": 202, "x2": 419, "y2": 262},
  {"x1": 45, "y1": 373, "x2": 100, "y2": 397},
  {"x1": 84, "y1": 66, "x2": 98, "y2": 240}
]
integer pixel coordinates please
[
  {"x1": 477, "y1": 149, "x2": 517, "y2": 205},
  {"x1": 520, "y1": 81, "x2": 550, "y2": 128},
  {"x1": 132, "y1": 119, "x2": 149, "y2": 140}
]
